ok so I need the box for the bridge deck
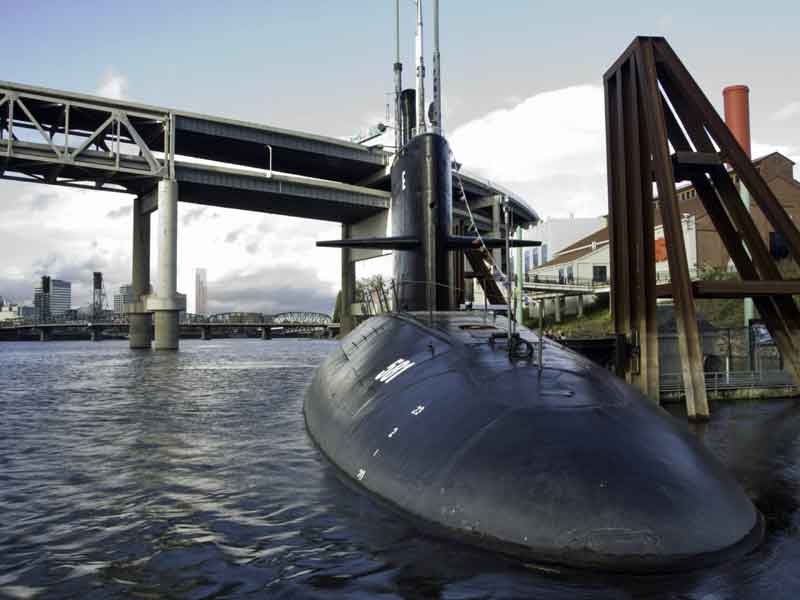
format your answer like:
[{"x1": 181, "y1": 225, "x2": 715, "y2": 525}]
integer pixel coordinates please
[{"x1": 0, "y1": 79, "x2": 537, "y2": 225}]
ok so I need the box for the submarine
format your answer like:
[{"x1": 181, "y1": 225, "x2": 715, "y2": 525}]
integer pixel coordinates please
[{"x1": 304, "y1": 2, "x2": 763, "y2": 572}]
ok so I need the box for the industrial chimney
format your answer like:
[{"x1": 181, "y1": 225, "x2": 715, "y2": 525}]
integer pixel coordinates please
[{"x1": 723, "y1": 85, "x2": 751, "y2": 158}]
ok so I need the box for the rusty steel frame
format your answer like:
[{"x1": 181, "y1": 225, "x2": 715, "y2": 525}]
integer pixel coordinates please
[{"x1": 604, "y1": 37, "x2": 800, "y2": 420}]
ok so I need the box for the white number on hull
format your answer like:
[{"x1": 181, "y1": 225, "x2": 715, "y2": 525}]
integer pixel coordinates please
[{"x1": 375, "y1": 358, "x2": 415, "y2": 383}]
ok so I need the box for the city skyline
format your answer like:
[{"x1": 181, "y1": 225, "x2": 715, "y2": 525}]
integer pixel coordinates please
[{"x1": 0, "y1": 1, "x2": 797, "y2": 312}]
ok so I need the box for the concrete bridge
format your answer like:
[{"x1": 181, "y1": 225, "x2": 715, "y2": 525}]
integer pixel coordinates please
[{"x1": 0, "y1": 80, "x2": 535, "y2": 350}]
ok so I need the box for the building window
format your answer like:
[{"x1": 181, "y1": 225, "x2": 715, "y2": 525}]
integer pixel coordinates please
[
  {"x1": 593, "y1": 265, "x2": 608, "y2": 283},
  {"x1": 770, "y1": 231, "x2": 790, "y2": 260},
  {"x1": 541, "y1": 244, "x2": 548, "y2": 264},
  {"x1": 566, "y1": 265, "x2": 574, "y2": 283}
]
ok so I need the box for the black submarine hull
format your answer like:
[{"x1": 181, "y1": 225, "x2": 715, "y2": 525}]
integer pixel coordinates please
[{"x1": 304, "y1": 312, "x2": 763, "y2": 572}]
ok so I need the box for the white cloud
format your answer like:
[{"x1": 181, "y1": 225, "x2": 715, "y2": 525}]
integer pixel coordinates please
[
  {"x1": 657, "y1": 15, "x2": 674, "y2": 30},
  {"x1": 450, "y1": 84, "x2": 607, "y2": 218},
  {"x1": 96, "y1": 68, "x2": 128, "y2": 100},
  {"x1": 752, "y1": 141, "x2": 799, "y2": 164},
  {"x1": 771, "y1": 101, "x2": 800, "y2": 121}
]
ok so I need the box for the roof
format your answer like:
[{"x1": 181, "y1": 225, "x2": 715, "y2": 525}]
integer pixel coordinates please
[
  {"x1": 538, "y1": 228, "x2": 610, "y2": 268},
  {"x1": 535, "y1": 151, "x2": 798, "y2": 271}
]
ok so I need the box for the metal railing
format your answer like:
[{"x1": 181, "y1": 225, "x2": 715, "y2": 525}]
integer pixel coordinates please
[
  {"x1": 660, "y1": 369, "x2": 796, "y2": 394},
  {"x1": 524, "y1": 273, "x2": 608, "y2": 288}
]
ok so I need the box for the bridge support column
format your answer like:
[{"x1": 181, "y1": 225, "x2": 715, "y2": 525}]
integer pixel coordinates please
[
  {"x1": 554, "y1": 296, "x2": 562, "y2": 323},
  {"x1": 128, "y1": 196, "x2": 153, "y2": 349},
  {"x1": 577, "y1": 295, "x2": 584, "y2": 318},
  {"x1": 261, "y1": 326, "x2": 272, "y2": 340},
  {"x1": 89, "y1": 327, "x2": 101, "y2": 342},
  {"x1": 340, "y1": 223, "x2": 356, "y2": 336},
  {"x1": 38, "y1": 328, "x2": 49, "y2": 342},
  {"x1": 148, "y1": 180, "x2": 185, "y2": 350},
  {"x1": 200, "y1": 326, "x2": 211, "y2": 340}
]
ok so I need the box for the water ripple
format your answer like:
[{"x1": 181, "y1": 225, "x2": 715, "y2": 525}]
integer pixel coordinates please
[{"x1": 2, "y1": 339, "x2": 800, "y2": 598}]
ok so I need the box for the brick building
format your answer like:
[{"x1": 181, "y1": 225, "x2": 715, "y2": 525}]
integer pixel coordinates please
[{"x1": 530, "y1": 152, "x2": 800, "y2": 281}]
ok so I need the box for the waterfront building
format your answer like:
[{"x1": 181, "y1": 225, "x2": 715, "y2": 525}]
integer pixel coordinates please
[
  {"x1": 0, "y1": 302, "x2": 18, "y2": 322},
  {"x1": 522, "y1": 216, "x2": 606, "y2": 271},
  {"x1": 16, "y1": 305, "x2": 35, "y2": 320},
  {"x1": 33, "y1": 277, "x2": 71, "y2": 320},
  {"x1": 113, "y1": 284, "x2": 134, "y2": 315},
  {"x1": 195, "y1": 268, "x2": 208, "y2": 316},
  {"x1": 527, "y1": 152, "x2": 800, "y2": 317}
]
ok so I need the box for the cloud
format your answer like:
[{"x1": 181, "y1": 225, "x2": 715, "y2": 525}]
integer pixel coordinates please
[
  {"x1": 96, "y1": 68, "x2": 128, "y2": 100},
  {"x1": 657, "y1": 15, "x2": 674, "y2": 30},
  {"x1": 0, "y1": 276, "x2": 35, "y2": 305},
  {"x1": 224, "y1": 228, "x2": 244, "y2": 243},
  {"x1": 256, "y1": 219, "x2": 274, "y2": 234},
  {"x1": 752, "y1": 141, "x2": 800, "y2": 165},
  {"x1": 29, "y1": 193, "x2": 58, "y2": 211},
  {"x1": 106, "y1": 205, "x2": 132, "y2": 219},
  {"x1": 182, "y1": 206, "x2": 208, "y2": 226},
  {"x1": 207, "y1": 265, "x2": 336, "y2": 315},
  {"x1": 771, "y1": 102, "x2": 800, "y2": 121},
  {"x1": 450, "y1": 84, "x2": 606, "y2": 218}
]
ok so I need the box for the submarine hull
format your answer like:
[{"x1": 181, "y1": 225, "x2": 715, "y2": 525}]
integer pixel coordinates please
[{"x1": 304, "y1": 312, "x2": 763, "y2": 572}]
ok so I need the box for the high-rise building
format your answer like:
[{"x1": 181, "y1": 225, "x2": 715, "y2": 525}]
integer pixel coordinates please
[
  {"x1": 113, "y1": 284, "x2": 134, "y2": 315},
  {"x1": 33, "y1": 276, "x2": 71, "y2": 320},
  {"x1": 194, "y1": 268, "x2": 208, "y2": 315}
]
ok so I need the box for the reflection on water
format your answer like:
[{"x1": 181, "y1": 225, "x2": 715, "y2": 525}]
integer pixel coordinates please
[{"x1": 1, "y1": 339, "x2": 800, "y2": 599}]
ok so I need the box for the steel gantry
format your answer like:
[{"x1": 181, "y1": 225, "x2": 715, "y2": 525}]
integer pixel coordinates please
[{"x1": 604, "y1": 37, "x2": 800, "y2": 420}]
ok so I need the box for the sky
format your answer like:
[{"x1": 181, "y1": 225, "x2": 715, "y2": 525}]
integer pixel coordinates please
[{"x1": 1, "y1": 0, "x2": 798, "y2": 314}]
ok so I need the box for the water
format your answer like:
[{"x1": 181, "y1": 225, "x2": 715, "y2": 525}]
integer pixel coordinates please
[{"x1": 1, "y1": 339, "x2": 800, "y2": 599}]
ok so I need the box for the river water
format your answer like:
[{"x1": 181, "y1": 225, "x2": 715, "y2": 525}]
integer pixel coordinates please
[{"x1": 1, "y1": 339, "x2": 799, "y2": 599}]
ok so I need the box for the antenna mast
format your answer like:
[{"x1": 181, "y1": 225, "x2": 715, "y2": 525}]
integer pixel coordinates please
[
  {"x1": 415, "y1": 0, "x2": 426, "y2": 135},
  {"x1": 431, "y1": 0, "x2": 442, "y2": 134},
  {"x1": 393, "y1": 0, "x2": 403, "y2": 151}
]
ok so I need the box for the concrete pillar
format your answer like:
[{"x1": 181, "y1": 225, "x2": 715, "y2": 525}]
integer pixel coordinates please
[
  {"x1": 200, "y1": 326, "x2": 211, "y2": 340},
  {"x1": 490, "y1": 196, "x2": 503, "y2": 270},
  {"x1": 129, "y1": 196, "x2": 153, "y2": 349},
  {"x1": 577, "y1": 295, "x2": 584, "y2": 318},
  {"x1": 340, "y1": 223, "x2": 356, "y2": 336},
  {"x1": 38, "y1": 328, "x2": 48, "y2": 342},
  {"x1": 90, "y1": 327, "x2": 101, "y2": 342},
  {"x1": 148, "y1": 180, "x2": 186, "y2": 350},
  {"x1": 261, "y1": 326, "x2": 272, "y2": 340},
  {"x1": 554, "y1": 296, "x2": 562, "y2": 323}
]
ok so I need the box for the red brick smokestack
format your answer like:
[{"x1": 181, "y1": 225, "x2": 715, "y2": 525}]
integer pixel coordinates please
[{"x1": 723, "y1": 85, "x2": 751, "y2": 158}]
